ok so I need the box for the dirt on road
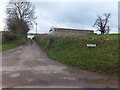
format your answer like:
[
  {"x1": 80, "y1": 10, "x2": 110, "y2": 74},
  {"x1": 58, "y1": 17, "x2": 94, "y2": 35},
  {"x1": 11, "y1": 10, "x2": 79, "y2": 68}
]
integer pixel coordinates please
[{"x1": 2, "y1": 40, "x2": 118, "y2": 88}]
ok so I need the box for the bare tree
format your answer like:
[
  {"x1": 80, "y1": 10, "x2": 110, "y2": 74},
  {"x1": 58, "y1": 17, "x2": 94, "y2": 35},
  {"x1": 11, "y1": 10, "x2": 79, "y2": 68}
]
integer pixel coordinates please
[
  {"x1": 93, "y1": 13, "x2": 111, "y2": 34},
  {"x1": 6, "y1": 0, "x2": 36, "y2": 36}
]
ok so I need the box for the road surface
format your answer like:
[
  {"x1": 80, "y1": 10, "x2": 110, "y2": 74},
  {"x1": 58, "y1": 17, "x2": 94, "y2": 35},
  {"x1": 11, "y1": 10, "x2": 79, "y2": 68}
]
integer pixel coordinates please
[{"x1": 2, "y1": 40, "x2": 118, "y2": 88}]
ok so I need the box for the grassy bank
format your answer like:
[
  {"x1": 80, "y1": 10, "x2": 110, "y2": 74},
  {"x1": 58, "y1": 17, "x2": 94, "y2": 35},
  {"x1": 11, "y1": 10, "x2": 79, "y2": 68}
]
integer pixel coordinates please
[
  {"x1": 2, "y1": 40, "x2": 25, "y2": 51},
  {"x1": 2, "y1": 37, "x2": 26, "y2": 51},
  {"x1": 35, "y1": 34, "x2": 118, "y2": 77},
  {"x1": 1, "y1": 31, "x2": 27, "y2": 51}
]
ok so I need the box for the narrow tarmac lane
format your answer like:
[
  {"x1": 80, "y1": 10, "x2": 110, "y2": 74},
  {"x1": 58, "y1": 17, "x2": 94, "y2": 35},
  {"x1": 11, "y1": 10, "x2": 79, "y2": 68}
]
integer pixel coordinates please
[{"x1": 2, "y1": 40, "x2": 118, "y2": 88}]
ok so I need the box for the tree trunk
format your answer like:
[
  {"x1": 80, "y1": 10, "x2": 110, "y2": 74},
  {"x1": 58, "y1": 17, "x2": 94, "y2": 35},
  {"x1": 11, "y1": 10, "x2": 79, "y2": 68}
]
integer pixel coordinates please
[
  {"x1": 100, "y1": 28, "x2": 105, "y2": 34},
  {"x1": 101, "y1": 31, "x2": 104, "y2": 34}
]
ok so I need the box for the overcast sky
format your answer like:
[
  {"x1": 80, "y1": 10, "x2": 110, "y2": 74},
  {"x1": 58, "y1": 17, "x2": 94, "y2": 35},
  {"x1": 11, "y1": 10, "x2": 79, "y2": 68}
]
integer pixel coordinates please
[{"x1": 0, "y1": 0, "x2": 119, "y2": 34}]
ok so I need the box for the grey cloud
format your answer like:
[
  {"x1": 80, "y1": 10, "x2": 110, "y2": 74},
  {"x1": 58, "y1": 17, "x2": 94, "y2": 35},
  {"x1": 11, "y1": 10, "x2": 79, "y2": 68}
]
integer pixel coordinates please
[{"x1": 32, "y1": 2, "x2": 118, "y2": 33}]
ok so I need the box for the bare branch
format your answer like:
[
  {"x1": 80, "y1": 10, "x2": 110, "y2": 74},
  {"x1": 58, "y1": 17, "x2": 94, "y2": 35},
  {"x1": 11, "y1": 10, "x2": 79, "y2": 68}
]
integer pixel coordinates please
[
  {"x1": 93, "y1": 13, "x2": 111, "y2": 34},
  {"x1": 6, "y1": 0, "x2": 36, "y2": 35}
]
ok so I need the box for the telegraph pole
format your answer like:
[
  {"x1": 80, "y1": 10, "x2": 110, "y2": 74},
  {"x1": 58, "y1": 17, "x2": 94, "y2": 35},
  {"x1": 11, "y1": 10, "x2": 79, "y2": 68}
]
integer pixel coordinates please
[{"x1": 36, "y1": 22, "x2": 37, "y2": 34}]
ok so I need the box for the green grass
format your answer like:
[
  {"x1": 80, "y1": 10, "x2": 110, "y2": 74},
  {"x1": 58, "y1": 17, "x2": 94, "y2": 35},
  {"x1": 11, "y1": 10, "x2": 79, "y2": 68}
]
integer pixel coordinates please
[
  {"x1": 2, "y1": 37, "x2": 26, "y2": 51},
  {"x1": 34, "y1": 34, "x2": 118, "y2": 77},
  {"x1": 2, "y1": 42, "x2": 20, "y2": 51}
]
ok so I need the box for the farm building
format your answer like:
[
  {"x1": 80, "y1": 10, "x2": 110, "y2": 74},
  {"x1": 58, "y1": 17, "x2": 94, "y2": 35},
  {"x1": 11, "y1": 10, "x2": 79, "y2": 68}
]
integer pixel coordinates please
[{"x1": 49, "y1": 27, "x2": 94, "y2": 36}]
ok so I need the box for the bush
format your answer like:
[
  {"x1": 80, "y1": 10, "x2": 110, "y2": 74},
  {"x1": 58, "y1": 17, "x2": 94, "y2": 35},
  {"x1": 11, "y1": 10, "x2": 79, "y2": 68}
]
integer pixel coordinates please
[
  {"x1": 2, "y1": 31, "x2": 17, "y2": 44},
  {"x1": 2, "y1": 31, "x2": 27, "y2": 45}
]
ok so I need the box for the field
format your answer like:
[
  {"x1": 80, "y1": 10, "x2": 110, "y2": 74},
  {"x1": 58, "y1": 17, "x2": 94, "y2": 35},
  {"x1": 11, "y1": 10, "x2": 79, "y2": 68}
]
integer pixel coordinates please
[{"x1": 35, "y1": 34, "x2": 118, "y2": 77}]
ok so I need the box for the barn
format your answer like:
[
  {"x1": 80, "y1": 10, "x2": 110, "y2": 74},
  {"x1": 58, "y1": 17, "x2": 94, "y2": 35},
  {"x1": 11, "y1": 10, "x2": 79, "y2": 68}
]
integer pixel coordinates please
[{"x1": 49, "y1": 27, "x2": 94, "y2": 36}]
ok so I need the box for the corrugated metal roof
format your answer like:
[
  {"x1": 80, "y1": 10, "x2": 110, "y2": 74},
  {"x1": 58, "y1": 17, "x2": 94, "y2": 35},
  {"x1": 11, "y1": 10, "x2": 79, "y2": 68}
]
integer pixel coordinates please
[{"x1": 51, "y1": 28, "x2": 94, "y2": 32}]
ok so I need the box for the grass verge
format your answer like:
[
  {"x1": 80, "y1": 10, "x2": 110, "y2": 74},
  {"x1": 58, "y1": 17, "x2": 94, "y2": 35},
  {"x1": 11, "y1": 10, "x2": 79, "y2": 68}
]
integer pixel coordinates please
[
  {"x1": 2, "y1": 37, "x2": 26, "y2": 51},
  {"x1": 34, "y1": 34, "x2": 118, "y2": 77}
]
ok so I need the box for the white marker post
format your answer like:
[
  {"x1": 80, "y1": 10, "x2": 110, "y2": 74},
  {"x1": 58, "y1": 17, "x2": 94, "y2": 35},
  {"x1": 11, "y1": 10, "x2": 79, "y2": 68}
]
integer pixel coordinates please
[{"x1": 87, "y1": 44, "x2": 96, "y2": 47}]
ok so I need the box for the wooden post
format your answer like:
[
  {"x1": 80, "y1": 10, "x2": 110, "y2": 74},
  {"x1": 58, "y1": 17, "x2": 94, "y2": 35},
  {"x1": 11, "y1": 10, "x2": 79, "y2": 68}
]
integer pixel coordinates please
[{"x1": 36, "y1": 23, "x2": 37, "y2": 35}]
